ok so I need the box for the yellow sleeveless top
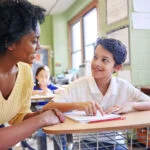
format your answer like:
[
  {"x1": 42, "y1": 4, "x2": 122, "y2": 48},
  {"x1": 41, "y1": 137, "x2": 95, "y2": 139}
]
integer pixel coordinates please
[{"x1": 0, "y1": 62, "x2": 33, "y2": 125}]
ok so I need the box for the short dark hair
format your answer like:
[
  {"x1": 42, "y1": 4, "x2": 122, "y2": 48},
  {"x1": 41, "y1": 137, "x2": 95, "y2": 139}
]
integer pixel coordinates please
[
  {"x1": 0, "y1": 0, "x2": 46, "y2": 55},
  {"x1": 95, "y1": 38, "x2": 127, "y2": 65}
]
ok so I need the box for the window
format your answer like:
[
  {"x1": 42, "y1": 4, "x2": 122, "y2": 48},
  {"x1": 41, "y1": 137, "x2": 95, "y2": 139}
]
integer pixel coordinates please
[
  {"x1": 71, "y1": 21, "x2": 82, "y2": 70},
  {"x1": 68, "y1": 0, "x2": 98, "y2": 70},
  {"x1": 83, "y1": 8, "x2": 98, "y2": 62}
]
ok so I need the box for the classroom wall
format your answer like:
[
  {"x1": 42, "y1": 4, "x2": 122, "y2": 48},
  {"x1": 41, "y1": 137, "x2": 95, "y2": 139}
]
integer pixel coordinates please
[
  {"x1": 52, "y1": 14, "x2": 68, "y2": 75},
  {"x1": 40, "y1": 15, "x2": 53, "y2": 46},
  {"x1": 39, "y1": 15, "x2": 54, "y2": 74},
  {"x1": 129, "y1": 1, "x2": 150, "y2": 86}
]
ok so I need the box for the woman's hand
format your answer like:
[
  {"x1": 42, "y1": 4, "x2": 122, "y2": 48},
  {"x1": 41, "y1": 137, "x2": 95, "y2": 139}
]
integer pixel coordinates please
[
  {"x1": 74, "y1": 101, "x2": 104, "y2": 116},
  {"x1": 39, "y1": 109, "x2": 65, "y2": 126},
  {"x1": 105, "y1": 102, "x2": 137, "y2": 114}
]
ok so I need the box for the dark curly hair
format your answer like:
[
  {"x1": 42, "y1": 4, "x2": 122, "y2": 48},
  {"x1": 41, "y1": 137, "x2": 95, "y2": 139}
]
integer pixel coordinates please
[
  {"x1": 0, "y1": 0, "x2": 46, "y2": 55},
  {"x1": 95, "y1": 38, "x2": 127, "y2": 65}
]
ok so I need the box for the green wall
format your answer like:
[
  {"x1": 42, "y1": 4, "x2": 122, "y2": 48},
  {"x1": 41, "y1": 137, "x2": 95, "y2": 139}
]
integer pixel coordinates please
[
  {"x1": 129, "y1": 1, "x2": 150, "y2": 86},
  {"x1": 52, "y1": 14, "x2": 68, "y2": 75},
  {"x1": 40, "y1": 15, "x2": 53, "y2": 46},
  {"x1": 39, "y1": 15, "x2": 54, "y2": 73}
]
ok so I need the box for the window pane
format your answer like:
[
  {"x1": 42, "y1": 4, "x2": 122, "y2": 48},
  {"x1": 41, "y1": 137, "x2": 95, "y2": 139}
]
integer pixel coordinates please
[
  {"x1": 83, "y1": 8, "x2": 97, "y2": 45},
  {"x1": 72, "y1": 51, "x2": 82, "y2": 70},
  {"x1": 83, "y1": 8, "x2": 97, "y2": 62},
  {"x1": 72, "y1": 21, "x2": 81, "y2": 52},
  {"x1": 85, "y1": 45, "x2": 95, "y2": 62}
]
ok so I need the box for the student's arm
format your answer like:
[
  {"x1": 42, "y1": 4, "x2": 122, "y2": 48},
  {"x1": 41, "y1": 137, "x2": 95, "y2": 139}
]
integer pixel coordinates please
[
  {"x1": 0, "y1": 109, "x2": 64, "y2": 149},
  {"x1": 43, "y1": 101, "x2": 104, "y2": 116},
  {"x1": 105, "y1": 101, "x2": 150, "y2": 114},
  {"x1": 133, "y1": 102, "x2": 150, "y2": 111},
  {"x1": 105, "y1": 102, "x2": 137, "y2": 114},
  {"x1": 105, "y1": 82, "x2": 150, "y2": 114}
]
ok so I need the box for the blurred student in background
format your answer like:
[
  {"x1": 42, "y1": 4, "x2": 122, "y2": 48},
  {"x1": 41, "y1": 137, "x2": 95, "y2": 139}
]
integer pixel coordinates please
[{"x1": 32, "y1": 65, "x2": 58, "y2": 95}]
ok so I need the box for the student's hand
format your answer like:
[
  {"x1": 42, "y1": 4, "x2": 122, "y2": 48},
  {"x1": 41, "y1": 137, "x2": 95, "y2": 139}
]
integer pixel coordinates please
[
  {"x1": 39, "y1": 109, "x2": 65, "y2": 126},
  {"x1": 105, "y1": 102, "x2": 136, "y2": 114},
  {"x1": 75, "y1": 101, "x2": 104, "y2": 116}
]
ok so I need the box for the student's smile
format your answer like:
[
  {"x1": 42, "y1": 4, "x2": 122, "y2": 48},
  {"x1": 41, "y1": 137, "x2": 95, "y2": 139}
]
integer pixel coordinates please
[{"x1": 92, "y1": 66, "x2": 104, "y2": 72}]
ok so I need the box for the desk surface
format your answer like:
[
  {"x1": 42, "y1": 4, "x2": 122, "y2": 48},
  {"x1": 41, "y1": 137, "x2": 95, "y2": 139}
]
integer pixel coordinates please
[
  {"x1": 31, "y1": 94, "x2": 54, "y2": 100},
  {"x1": 43, "y1": 111, "x2": 150, "y2": 134}
]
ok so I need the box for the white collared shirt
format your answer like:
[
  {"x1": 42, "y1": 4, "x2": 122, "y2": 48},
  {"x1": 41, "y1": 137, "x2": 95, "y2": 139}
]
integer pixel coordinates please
[
  {"x1": 54, "y1": 75, "x2": 150, "y2": 144},
  {"x1": 54, "y1": 75, "x2": 150, "y2": 109}
]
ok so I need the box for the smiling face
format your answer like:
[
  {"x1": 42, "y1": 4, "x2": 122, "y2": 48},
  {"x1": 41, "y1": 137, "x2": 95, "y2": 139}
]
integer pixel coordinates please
[
  {"x1": 91, "y1": 45, "x2": 120, "y2": 80},
  {"x1": 10, "y1": 24, "x2": 41, "y2": 64}
]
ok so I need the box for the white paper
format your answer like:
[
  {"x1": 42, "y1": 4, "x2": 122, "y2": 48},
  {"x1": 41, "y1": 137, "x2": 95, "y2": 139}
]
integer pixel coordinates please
[
  {"x1": 132, "y1": 12, "x2": 150, "y2": 29},
  {"x1": 64, "y1": 111, "x2": 121, "y2": 123},
  {"x1": 133, "y1": 0, "x2": 150, "y2": 12}
]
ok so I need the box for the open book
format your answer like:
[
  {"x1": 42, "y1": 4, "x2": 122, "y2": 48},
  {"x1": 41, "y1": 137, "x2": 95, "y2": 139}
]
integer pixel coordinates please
[{"x1": 64, "y1": 111, "x2": 123, "y2": 123}]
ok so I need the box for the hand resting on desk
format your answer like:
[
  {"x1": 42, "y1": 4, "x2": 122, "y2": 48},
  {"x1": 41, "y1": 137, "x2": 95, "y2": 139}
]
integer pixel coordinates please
[
  {"x1": 39, "y1": 109, "x2": 65, "y2": 126},
  {"x1": 105, "y1": 102, "x2": 137, "y2": 114},
  {"x1": 43, "y1": 101, "x2": 104, "y2": 116}
]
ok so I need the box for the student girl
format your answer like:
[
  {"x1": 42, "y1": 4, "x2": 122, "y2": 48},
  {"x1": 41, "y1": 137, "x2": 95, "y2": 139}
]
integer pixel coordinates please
[{"x1": 32, "y1": 65, "x2": 58, "y2": 95}]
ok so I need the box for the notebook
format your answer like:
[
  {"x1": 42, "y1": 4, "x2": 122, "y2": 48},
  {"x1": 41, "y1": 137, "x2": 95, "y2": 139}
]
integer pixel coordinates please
[{"x1": 64, "y1": 111, "x2": 123, "y2": 123}]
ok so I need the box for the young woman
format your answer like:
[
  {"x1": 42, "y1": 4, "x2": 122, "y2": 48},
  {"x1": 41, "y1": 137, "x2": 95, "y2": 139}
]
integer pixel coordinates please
[{"x1": 0, "y1": 0, "x2": 64, "y2": 148}]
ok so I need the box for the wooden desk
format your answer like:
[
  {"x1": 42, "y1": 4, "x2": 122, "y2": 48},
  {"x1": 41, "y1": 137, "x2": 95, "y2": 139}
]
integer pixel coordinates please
[
  {"x1": 43, "y1": 111, "x2": 150, "y2": 134},
  {"x1": 43, "y1": 111, "x2": 150, "y2": 150},
  {"x1": 31, "y1": 94, "x2": 54, "y2": 103}
]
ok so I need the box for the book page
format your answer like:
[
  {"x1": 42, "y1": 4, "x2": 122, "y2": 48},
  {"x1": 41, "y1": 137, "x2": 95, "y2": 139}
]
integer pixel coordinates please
[{"x1": 64, "y1": 111, "x2": 121, "y2": 123}]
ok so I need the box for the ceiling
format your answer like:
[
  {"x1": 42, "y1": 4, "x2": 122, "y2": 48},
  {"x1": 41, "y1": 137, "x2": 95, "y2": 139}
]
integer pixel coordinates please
[{"x1": 28, "y1": 0, "x2": 76, "y2": 15}]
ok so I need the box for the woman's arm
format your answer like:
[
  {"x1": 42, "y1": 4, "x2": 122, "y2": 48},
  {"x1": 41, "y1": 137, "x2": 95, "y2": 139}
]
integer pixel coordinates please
[{"x1": 0, "y1": 109, "x2": 64, "y2": 149}]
